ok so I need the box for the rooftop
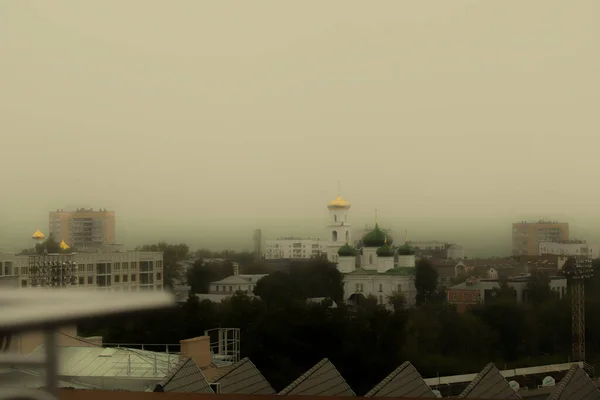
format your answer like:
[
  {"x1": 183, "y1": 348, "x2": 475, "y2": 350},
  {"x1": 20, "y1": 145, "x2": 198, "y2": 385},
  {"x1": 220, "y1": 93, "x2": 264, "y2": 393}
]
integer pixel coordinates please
[
  {"x1": 279, "y1": 358, "x2": 355, "y2": 396},
  {"x1": 347, "y1": 267, "x2": 416, "y2": 277}
]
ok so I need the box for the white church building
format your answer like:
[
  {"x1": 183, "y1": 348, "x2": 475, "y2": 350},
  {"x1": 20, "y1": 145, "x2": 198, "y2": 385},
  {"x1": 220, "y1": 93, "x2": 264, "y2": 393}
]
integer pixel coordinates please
[{"x1": 325, "y1": 194, "x2": 417, "y2": 307}]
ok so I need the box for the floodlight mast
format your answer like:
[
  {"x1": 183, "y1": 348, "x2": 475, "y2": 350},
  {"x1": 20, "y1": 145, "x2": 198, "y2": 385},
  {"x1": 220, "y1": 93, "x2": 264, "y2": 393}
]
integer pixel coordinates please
[{"x1": 562, "y1": 256, "x2": 593, "y2": 362}]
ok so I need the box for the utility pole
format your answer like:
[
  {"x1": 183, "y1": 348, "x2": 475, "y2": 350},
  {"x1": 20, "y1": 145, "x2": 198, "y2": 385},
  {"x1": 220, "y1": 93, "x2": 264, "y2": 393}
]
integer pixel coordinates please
[{"x1": 562, "y1": 256, "x2": 593, "y2": 361}]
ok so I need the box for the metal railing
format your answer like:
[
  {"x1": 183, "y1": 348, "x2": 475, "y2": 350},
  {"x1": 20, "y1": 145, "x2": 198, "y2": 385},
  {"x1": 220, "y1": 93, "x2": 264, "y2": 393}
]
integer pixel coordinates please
[{"x1": 0, "y1": 287, "x2": 174, "y2": 399}]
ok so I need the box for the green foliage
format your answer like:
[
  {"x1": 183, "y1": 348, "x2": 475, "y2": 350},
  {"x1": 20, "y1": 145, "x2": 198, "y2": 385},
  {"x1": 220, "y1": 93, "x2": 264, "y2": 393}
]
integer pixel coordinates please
[
  {"x1": 415, "y1": 258, "x2": 439, "y2": 305},
  {"x1": 186, "y1": 259, "x2": 234, "y2": 294},
  {"x1": 254, "y1": 258, "x2": 344, "y2": 305}
]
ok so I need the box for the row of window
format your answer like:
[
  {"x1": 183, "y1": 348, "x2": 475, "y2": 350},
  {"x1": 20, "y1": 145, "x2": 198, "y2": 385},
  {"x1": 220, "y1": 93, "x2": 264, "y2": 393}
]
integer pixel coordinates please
[
  {"x1": 76, "y1": 272, "x2": 161, "y2": 286},
  {"x1": 451, "y1": 292, "x2": 481, "y2": 302},
  {"x1": 214, "y1": 284, "x2": 255, "y2": 292}
]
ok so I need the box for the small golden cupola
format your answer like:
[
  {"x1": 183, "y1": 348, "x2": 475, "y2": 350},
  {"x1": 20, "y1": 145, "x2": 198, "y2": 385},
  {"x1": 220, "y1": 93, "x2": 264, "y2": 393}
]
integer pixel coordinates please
[{"x1": 327, "y1": 195, "x2": 351, "y2": 210}]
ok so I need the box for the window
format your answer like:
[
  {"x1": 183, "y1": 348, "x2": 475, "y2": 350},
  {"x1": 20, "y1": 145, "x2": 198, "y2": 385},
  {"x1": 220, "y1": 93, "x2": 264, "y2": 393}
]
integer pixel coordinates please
[
  {"x1": 369, "y1": 254, "x2": 373, "y2": 264},
  {"x1": 114, "y1": 275, "x2": 120, "y2": 283},
  {"x1": 229, "y1": 285, "x2": 233, "y2": 292},
  {"x1": 123, "y1": 275, "x2": 129, "y2": 283},
  {"x1": 396, "y1": 284, "x2": 402, "y2": 292},
  {"x1": 156, "y1": 261, "x2": 163, "y2": 269},
  {"x1": 334, "y1": 215, "x2": 337, "y2": 222},
  {"x1": 4, "y1": 262, "x2": 12, "y2": 275},
  {"x1": 87, "y1": 264, "x2": 93, "y2": 272},
  {"x1": 379, "y1": 283, "x2": 383, "y2": 292},
  {"x1": 122, "y1": 262, "x2": 129, "y2": 270},
  {"x1": 21, "y1": 280, "x2": 27, "y2": 288},
  {"x1": 355, "y1": 283, "x2": 360, "y2": 292},
  {"x1": 78, "y1": 264, "x2": 85, "y2": 273},
  {"x1": 131, "y1": 262, "x2": 137, "y2": 270},
  {"x1": 345, "y1": 231, "x2": 349, "y2": 242},
  {"x1": 452, "y1": 293, "x2": 456, "y2": 301},
  {"x1": 131, "y1": 274, "x2": 136, "y2": 282},
  {"x1": 462, "y1": 293, "x2": 467, "y2": 302},
  {"x1": 156, "y1": 272, "x2": 162, "y2": 281},
  {"x1": 87, "y1": 276, "x2": 93, "y2": 285},
  {"x1": 114, "y1": 262, "x2": 120, "y2": 271},
  {"x1": 332, "y1": 231, "x2": 338, "y2": 242},
  {"x1": 79, "y1": 277, "x2": 84, "y2": 285},
  {"x1": 216, "y1": 286, "x2": 220, "y2": 292}
]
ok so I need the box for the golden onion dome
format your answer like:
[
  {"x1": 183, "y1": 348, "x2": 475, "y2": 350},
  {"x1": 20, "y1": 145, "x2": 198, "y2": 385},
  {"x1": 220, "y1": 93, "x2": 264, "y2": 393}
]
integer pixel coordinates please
[
  {"x1": 327, "y1": 195, "x2": 351, "y2": 209},
  {"x1": 32, "y1": 229, "x2": 45, "y2": 240}
]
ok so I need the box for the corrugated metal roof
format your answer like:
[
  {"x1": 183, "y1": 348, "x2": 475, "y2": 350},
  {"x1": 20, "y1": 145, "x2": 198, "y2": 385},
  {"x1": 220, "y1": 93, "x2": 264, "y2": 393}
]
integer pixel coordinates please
[
  {"x1": 457, "y1": 363, "x2": 521, "y2": 399},
  {"x1": 213, "y1": 357, "x2": 274, "y2": 395},
  {"x1": 547, "y1": 365, "x2": 600, "y2": 400},
  {"x1": 28, "y1": 345, "x2": 177, "y2": 379},
  {"x1": 364, "y1": 361, "x2": 435, "y2": 398},
  {"x1": 155, "y1": 356, "x2": 213, "y2": 394},
  {"x1": 278, "y1": 358, "x2": 355, "y2": 396}
]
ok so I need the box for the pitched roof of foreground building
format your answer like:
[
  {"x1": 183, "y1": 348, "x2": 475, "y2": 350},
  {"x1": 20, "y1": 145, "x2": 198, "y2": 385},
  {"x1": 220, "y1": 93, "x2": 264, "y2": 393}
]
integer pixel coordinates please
[
  {"x1": 365, "y1": 361, "x2": 435, "y2": 398},
  {"x1": 278, "y1": 358, "x2": 355, "y2": 396},
  {"x1": 547, "y1": 364, "x2": 600, "y2": 400},
  {"x1": 457, "y1": 363, "x2": 521, "y2": 399},
  {"x1": 212, "y1": 357, "x2": 274, "y2": 395},
  {"x1": 154, "y1": 356, "x2": 213, "y2": 393}
]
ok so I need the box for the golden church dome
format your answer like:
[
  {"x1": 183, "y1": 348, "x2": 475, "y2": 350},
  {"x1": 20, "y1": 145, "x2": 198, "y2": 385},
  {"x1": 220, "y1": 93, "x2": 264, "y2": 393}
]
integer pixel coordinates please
[
  {"x1": 327, "y1": 195, "x2": 351, "y2": 209},
  {"x1": 32, "y1": 229, "x2": 45, "y2": 240}
]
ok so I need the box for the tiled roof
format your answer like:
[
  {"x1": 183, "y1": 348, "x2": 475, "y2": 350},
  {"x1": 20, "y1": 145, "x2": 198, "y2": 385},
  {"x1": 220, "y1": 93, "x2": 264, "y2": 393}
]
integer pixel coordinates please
[
  {"x1": 155, "y1": 356, "x2": 213, "y2": 394},
  {"x1": 457, "y1": 363, "x2": 521, "y2": 399},
  {"x1": 278, "y1": 358, "x2": 355, "y2": 396},
  {"x1": 365, "y1": 361, "x2": 435, "y2": 398},
  {"x1": 547, "y1": 365, "x2": 600, "y2": 400},
  {"x1": 213, "y1": 357, "x2": 275, "y2": 395}
]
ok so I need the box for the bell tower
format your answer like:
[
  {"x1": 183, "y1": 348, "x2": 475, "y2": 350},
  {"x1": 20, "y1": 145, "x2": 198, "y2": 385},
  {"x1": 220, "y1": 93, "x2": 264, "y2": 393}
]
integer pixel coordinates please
[{"x1": 326, "y1": 186, "x2": 351, "y2": 262}]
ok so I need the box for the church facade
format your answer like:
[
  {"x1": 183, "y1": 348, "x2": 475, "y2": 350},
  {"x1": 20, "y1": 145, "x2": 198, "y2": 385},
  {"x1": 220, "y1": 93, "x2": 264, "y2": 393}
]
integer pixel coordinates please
[{"x1": 326, "y1": 195, "x2": 417, "y2": 308}]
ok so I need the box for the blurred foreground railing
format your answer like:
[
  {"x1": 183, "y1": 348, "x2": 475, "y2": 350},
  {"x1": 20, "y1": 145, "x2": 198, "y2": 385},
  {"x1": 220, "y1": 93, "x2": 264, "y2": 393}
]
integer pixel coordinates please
[{"x1": 0, "y1": 287, "x2": 174, "y2": 400}]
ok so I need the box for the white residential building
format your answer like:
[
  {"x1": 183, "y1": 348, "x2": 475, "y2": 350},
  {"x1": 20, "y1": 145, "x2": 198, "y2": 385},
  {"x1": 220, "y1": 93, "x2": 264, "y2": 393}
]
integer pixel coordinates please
[
  {"x1": 264, "y1": 237, "x2": 323, "y2": 259},
  {"x1": 539, "y1": 241, "x2": 598, "y2": 259},
  {"x1": 0, "y1": 250, "x2": 164, "y2": 291}
]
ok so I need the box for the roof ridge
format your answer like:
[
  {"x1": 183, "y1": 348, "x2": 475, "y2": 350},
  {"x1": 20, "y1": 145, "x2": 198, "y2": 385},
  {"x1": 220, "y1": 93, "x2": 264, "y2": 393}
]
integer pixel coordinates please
[
  {"x1": 278, "y1": 358, "x2": 331, "y2": 395},
  {"x1": 364, "y1": 361, "x2": 412, "y2": 397},
  {"x1": 212, "y1": 357, "x2": 251, "y2": 382},
  {"x1": 156, "y1": 356, "x2": 191, "y2": 388},
  {"x1": 458, "y1": 363, "x2": 496, "y2": 398},
  {"x1": 547, "y1": 364, "x2": 588, "y2": 400}
]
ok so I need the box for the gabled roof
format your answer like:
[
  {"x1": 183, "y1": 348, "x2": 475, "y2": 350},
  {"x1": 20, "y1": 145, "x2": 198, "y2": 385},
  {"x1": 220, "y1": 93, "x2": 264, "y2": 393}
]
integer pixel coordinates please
[
  {"x1": 278, "y1": 358, "x2": 355, "y2": 396},
  {"x1": 457, "y1": 363, "x2": 521, "y2": 399},
  {"x1": 547, "y1": 364, "x2": 600, "y2": 400},
  {"x1": 154, "y1": 356, "x2": 213, "y2": 393},
  {"x1": 212, "y1": 357, "x2": 274, "y2": 395},
  {"x1": 365, "y1": 361, "x2": 435, "y2": 398}
]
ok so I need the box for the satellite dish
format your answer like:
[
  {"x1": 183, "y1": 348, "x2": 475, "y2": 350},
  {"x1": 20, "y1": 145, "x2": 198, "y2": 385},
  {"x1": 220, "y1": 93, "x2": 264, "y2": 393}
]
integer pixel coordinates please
[
  {"x1": 432, "y1": 390, "x2": 442, "y2": 398},
  {"x1": 542, "y1": 376, "x2": 556, "y2": 387},
  {"x1": 509, "y1": 380, "x2": 520, "y2": 392}
]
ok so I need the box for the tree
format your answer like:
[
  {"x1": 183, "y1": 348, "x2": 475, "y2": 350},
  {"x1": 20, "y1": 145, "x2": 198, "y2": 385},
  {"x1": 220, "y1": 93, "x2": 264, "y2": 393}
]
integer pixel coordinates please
[
  {"x1": 186, "y1": 259, "x2": 233, "y2": 294},
  {"x1": 139, "y1": 242, "x2": 189, "y2": 289},
  {"x1": 415, "y1": 258, "x2": 439, "y2": 305},
  {"x1": 387, "y1": 292, "x2": 407, "y2": 312},
  {"x1": 524, "y1": 273, "x2": 554, "y2": 305}
]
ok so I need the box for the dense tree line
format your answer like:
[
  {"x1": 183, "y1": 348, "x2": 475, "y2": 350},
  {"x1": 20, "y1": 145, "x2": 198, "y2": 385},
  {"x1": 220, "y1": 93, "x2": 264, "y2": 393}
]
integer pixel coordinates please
[{"x1": 78, "y1": 252, "x2": 600, "y2": 395}]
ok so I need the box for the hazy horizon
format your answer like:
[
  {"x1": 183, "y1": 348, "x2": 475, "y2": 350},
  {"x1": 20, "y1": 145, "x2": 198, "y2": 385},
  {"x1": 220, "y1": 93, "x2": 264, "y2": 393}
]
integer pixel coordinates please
[{"x1": 1, "y1": 1, "x2": 599, "y2": 257}]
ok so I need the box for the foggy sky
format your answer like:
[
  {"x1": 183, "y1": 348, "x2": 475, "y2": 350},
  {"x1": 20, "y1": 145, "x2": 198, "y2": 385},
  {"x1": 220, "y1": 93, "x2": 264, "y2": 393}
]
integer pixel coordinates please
[{"x1": 1, "y1": 1, "x2": 599, "y2": 256}]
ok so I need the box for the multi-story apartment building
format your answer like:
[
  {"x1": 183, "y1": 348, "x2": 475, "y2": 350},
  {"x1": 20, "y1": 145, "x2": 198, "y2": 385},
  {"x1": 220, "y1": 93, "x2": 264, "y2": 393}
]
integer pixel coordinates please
[
  {"x1": 539, "y1": 240, "x2": 598, "y2": 259},
  {"x1": 264, "y1": 237, "x2": 323, "y2": 259},
  {"x1": 512, "y1": 220, "x2": 569, "y2": 256},
  {"x1": 49, "y1": 208, "x2": 116, "y2": 251},
  {"x1": 0, "y1": 250, "x2": 163, "y2": 291}
]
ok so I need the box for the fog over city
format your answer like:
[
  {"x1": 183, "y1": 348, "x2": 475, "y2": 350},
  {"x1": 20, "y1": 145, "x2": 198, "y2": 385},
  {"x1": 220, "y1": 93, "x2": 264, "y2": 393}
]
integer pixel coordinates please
[{"x1": 1, "y1": 1, "x2": 599, "y2": 257}]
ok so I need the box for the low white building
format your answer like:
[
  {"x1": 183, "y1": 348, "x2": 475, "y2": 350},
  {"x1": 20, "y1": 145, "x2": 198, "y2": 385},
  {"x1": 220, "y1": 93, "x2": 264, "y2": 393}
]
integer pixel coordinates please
[
  {"x1": 264, "y1": 237, "x2": 323, "y2": 259},
  {"x1": 539, "y1": 241, "x2": 598, "y2": 259},
  {"x1": 0, "y1": 250, "x2": 164, "y2": 291}
]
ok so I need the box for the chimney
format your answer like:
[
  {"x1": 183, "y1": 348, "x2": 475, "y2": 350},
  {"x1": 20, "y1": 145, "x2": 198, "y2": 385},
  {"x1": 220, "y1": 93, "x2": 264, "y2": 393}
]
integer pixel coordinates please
[{"x1": 179, "y1": 336, "x2": 212, "y2": 368}]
